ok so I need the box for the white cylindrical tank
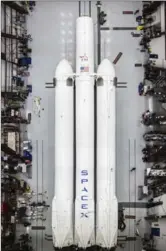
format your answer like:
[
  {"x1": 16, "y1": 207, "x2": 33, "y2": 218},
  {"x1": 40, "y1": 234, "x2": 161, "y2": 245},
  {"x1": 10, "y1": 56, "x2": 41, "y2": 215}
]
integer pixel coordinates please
[
  {"x1": 96, "y1": 59, "x2": 118, "y2": 248},
  {"x1": 75, "y1": 16, "x2": 95, "y2": 248},
  {"x1": 52, "y1": 59, "x2": 74, "y2": 248}
]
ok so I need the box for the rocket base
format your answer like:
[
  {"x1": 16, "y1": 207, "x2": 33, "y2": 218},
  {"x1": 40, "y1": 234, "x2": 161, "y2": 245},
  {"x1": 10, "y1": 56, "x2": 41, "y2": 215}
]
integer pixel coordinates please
[
  {"x1": 52, "y1": 197, "x2": 74, "y2": 247},
  {"x1": 53, "y1": 245, "x2": 117, "y2": 251}
]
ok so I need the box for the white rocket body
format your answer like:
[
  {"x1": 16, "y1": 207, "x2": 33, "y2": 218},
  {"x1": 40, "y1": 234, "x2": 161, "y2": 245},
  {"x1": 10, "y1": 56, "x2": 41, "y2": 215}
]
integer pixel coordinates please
[
  {"x1": 52, "y1": 16, "x2": 118, "y2": 250},
  {"x1": 96, "y1": 59, "x2": 118, "y2": 248},
  {"x1": 52, "y1": 59, "x2": 74, "y2": 247},
  {"x1": 75, "y1": 17, "x2": 95, "y2": 248}
]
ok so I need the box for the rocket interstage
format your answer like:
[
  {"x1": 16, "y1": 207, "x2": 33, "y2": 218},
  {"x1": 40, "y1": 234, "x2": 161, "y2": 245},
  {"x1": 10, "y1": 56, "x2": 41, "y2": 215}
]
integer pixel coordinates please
[{"x1": 52, "y1": 16, "x2": 118, "y2": 249}]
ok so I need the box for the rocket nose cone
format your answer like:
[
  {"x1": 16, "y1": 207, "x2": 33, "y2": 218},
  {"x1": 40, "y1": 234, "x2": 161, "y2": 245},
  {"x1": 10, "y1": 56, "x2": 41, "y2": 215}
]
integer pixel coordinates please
[
  {"x1": 55, "y1": 59, "x2": 73, "y2": 77},
  {"x1": 97, "y1": 59, "x2": 115, "y2": 78}
]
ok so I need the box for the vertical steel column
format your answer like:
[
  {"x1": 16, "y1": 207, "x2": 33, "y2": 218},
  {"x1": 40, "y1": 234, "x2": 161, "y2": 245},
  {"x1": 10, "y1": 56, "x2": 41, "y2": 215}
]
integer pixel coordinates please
[
  {"x1": 94, "y1": 80, "x2": 97, "y2": 242},
  {"x1": 84, "y1": 1, "x2": 85, "y2": 15},
  {"x1": 73, "y1": 79, "x2": 76, "y2": 242},
  {"x1": 4, "y1": 4, "x2": 7, "y2": 94},
  {"x1": 11, "y1": 8, "x2": 13, "y2": 91},
  {"x1": 165, "y1": 2, "x2": 166, "y2": 60},
  {"x1": 16, "y1": 11, "x2": 18, "y2": 74},
  {"x1": 41, "y1": 140, "x2": 44, "y2": 251},
  {"x1": 128, "y1": 139, "x2": 131, "y2": 251},
  {"x1": 36, "y1": 140, "x2": 39, "y2": 250},
  {"x1": 97, "y1": 1, "x2": 101, "y2": 65},
  {"x1": 134, "y1": 139, "x2": 137, "y2": 251},
  {"x1": 79, "y1": 1, "x2": 81, "y2": 17},
  {"x1": 89, "y1": 1, "x2": 91, "y2": 17}
]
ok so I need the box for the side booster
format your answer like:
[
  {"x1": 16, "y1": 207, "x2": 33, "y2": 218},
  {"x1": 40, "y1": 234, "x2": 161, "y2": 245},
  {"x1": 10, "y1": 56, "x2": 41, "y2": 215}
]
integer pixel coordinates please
[
  {"x1": 96, "y1": 59, "x2": 118, "y2": 248},
  {"x1": 52, "y1": 16, "x2": 118, "y2": 249},
  {"x1": 52, "y1": 59, "x2": 74, "y2": 247}
]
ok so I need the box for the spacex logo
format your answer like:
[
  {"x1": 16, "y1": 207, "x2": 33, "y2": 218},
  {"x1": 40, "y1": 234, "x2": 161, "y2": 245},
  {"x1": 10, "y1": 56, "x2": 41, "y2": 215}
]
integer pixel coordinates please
[{"x1": 81, "y1": 170, "x2": 88, "y2": 218}]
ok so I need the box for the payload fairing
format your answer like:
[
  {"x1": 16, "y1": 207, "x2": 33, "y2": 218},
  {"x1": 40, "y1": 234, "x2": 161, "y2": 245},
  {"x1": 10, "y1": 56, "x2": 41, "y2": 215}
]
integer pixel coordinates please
[{"x1": 52, "y1": 16, "x2": 118, "y2": 249}]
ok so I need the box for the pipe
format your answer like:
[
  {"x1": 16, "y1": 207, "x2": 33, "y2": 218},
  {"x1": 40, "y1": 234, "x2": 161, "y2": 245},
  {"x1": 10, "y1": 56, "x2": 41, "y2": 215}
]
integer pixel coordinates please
[
  {"x1": 73, "y1": 79, "x2": 76, "y2": 243},
  {"x1": 97, "y1": 1, "x2": 101, "y2": 65},
  {"x1": 94, "y1": 79, "x2": 97, "y2": 242},
  {"x1": 84, "y1": 1, "x2": 85, "y2": 15},
  {"x1": 11, "y1": 8, "x2": 13, "y2": 91},
  {"x1": 89, "y1": 1, "x2": 91, "y2": 17},
  {"x1": 79, "y1": 1, "x2": 81, "y2": 17},
  {"x1": 165, "y1": 2, "x2": 166, "y2": 60},
  {"x1": 4, "y1": 4, "x2": 7, "y2": 94}
]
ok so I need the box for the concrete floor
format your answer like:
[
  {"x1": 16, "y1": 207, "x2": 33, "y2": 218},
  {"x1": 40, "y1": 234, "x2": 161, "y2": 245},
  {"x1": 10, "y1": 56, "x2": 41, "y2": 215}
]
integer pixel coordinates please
[{"x1": 26, "y1": 2, "x2": 149, "y2": 251}]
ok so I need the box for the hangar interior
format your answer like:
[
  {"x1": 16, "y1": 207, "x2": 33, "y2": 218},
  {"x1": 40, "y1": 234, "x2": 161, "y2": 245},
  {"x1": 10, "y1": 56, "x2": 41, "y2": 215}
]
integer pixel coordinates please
[{"x1": 1, "y1": 1, "x2": 166, "y2": 251}]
